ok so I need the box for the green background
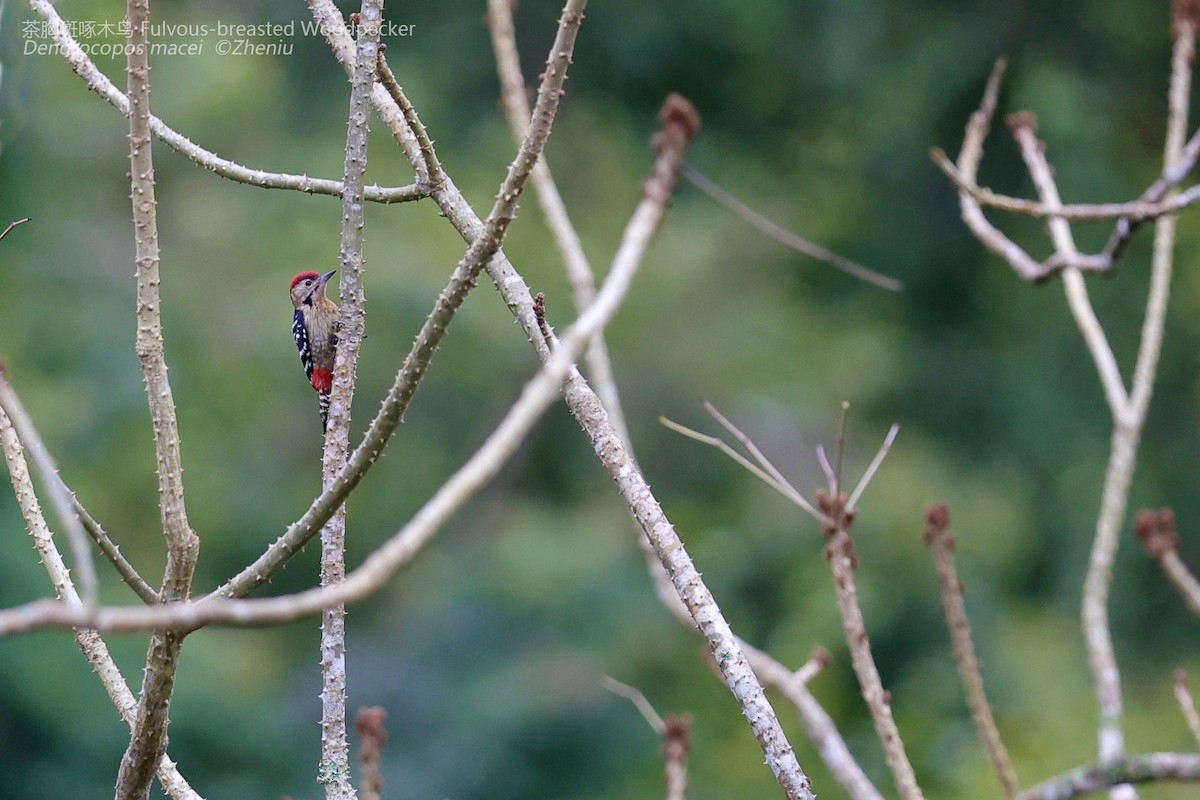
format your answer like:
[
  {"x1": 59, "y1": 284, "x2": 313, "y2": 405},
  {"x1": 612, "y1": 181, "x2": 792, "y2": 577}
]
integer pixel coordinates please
[{"x1": 1, "y1": 0, "x2": 1198, "y2": 798}]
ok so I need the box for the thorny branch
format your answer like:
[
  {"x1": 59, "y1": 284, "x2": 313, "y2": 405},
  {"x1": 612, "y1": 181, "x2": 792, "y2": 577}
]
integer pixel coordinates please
[
  {"x1": 0, "y1": 370, "x2": 98, "y2": 607},
  {"x1": 924, "y1": 504, "x2": 1018, "y2": 800},
  {"x1": 117, "y1": 1, "x2": 202, "y2": 796},
  {"x1": 0, "y1": 90, "x2": 682, "y2": 637},
  {"x1": 0, "y1": 405, "x2": 201, "y2": 800},
  {"x1": 210, "y1": 0, "x2": 593, "y2": 602},
  {"x1": 486, "y1": 0, "x2": 633, "y2": 448},
  {"x1": 316, "y1": 2, "x2": 384, "y2": 797}
]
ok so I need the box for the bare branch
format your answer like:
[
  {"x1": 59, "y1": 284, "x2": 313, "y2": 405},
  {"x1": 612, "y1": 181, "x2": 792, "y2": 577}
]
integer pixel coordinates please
[
  {"x1": 116, "y1": 1, "x2": 202, "y2": 796},
  {"x1": 0, "y1": 217, "x2": 29, "y2": 243},
  {"x1": 847, "y1": 424, "x2": 899, "y2": 509},
  {"x1": 747, "y1": 642, "x2": 885, "y2": 800},
  {"x1": 75, "y1": 496, "x2": 158, "y2": 605},
  {"x1": 28, "y1": 0, "x2": 420, "y2": 204},
  {"x1": 659, "y1": 415, "x2": 821, "y2": 520},
  {"x1": 375, "y1": 50, "x2": 442, "y2": 188},
  {"x1": 819, "y1": 495, "x2": 924, "y2": 800},
  {"x1": 486, "y1": 0, "x2": 635, "y2": 449},
  {"x1": 931, "y1": 147, "x2": 1200, "y2": 223},
  {"x1": 215, "y1": 0, "x2": 589, "y2": 601},
  {"x1": 1174, "y1": 670, "x2": 1200, "y2": 749},
  {"x1": 1017, "y1": 753, "x2": 1200, "y2": 800},
  {"x1": 923, "y1": 504, "x2": 1018, "y2": 800},
  {"x1": 312, "y1": 10, "x2": 814, "y2": 795},
  {"x1": 679, "y1": 164, "x2": 903, "y2": 292},
  {"x1": 602, "y1": 676, "x2": 667, "y2": 735},
  {"x1": 0, "y1": 406, "x2": 201, "y2": 800},
  {"x1": 0, "y1": 373, "x2": 154, "y2": 603},
  {"x1": 316, "y1": 3, "x2": 385, "y2": 797},
  {"x1": 0, "y1": 369, "x2": 98, "y2": 607}
]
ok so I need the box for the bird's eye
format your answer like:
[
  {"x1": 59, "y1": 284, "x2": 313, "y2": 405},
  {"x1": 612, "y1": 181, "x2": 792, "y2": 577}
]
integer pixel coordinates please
[{"x1": 306, "y1": 280, "x2": 313, "y2": 285}]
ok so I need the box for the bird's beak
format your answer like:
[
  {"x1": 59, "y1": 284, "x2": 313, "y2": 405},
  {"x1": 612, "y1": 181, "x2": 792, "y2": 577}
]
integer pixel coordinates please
[{"x1": 318, "y1": 270, "x2": 337, "y2": 286}]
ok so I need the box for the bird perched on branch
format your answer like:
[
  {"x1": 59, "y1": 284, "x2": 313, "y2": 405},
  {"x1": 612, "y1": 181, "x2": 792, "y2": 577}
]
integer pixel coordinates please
[{"x1": 290, "y1": 269, "x2": 340, "y2": 430}]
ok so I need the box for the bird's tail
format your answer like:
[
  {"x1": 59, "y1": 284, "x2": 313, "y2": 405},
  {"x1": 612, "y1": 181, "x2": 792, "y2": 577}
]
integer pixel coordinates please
[{"x1": 319, "y1": 391, "x2": 330, "y2": 431}]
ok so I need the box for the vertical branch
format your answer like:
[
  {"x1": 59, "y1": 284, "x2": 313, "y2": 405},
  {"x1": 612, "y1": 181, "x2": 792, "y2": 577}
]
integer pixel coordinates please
[
  {"x1": 924, "y1": 505, "x2": 1018, "y2": 800},
  {"x1": 822, "y1": 516, "x2": 925, "y2": 800},
  {"x1": 318, "y1": 3, "x2": 383, "y2": 799},
  {"x1": 1085, "y1": 5, "x2": 1193, "y2": 786},
  {"x1": 116, "y1": 1, "x2": 200, "y2": 798}
]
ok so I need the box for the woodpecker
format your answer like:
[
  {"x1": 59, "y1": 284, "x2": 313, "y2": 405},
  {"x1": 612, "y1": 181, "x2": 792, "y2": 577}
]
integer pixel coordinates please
[{"x1": 290, "y1": 269, "x2": 340, "y2": 430}]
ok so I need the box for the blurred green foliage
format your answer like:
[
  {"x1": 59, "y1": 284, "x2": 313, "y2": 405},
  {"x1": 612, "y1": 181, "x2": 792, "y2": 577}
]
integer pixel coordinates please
[{"x1": 1, "y1": 0, "x2": 1199, "y2": 798}]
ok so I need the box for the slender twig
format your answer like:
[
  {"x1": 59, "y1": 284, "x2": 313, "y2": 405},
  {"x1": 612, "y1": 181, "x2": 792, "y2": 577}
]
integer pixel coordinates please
[
  {"x1": 793, "y1": 645, "x2": 833, "y2": 686},
  {"x1": 931, "y1": 147, "x2": 1200, "y2": 223},
  {"x1": 375, "y1": 50, "x2": 442, "y2": 189},
  {"x1": 658, "y1": 415, "x2": 820, "y2": 520},
  {"x1": 27, "y1": 0, "x2": 420, "y2": 205},
  {"x1": 487, "y1": 0, "x2": 634, "y2": 448},
  {"x1": 948, "y1": 59, "x2": 1093, "y2": 282},
  {"x1": 115, "y1": 2, "x2": 202, "y2": 796},
  {"x1": 1007, "y1": 114, "x2": 1129, "y2": 414},
  {"x1": 680, "y1": 164, "x2": 903, "y2": 292},
  {"x1": 665, "y1": 404, "x2": 904, "y2": 800},
  {"x1": 75, "y1": 496, "x2": 158, "y2": 604},
  {"x1": 1017, "y1": 753, "x2": 1200, "y2": 800},
  {"x1": 820, "y1": 497, "x2": 924, "y2": 800},
  {"x1": 1101, "y1": 8, "x2": 1192, "y2": 784},
  {"x1": 1133, "y1": 509, "x2": 1200, "y2": 618},
  {"x1": 847, "y1": 424, "x2": 899, "y2": 509},
  {"x1": 355, "y1": 707, "x2": 388, "y2": 800},
  {"x1": 602, "y1": 676, "x2": 667, "y2": 734},
  {"x1": 703, "y1": 401, "x2": 818, "y2": 516},
  {"x1": 0, "y1": 406, "x2": 200, "y2": 800},
  {"x1": 0, "y1": 369, "x2": 98, "y2": 608},
  {"x1": 661, "y1": 714, "x2": 692, "y2": 800},
  {"x1": 602, "y1": 677, "x2": 690, "y2": 800},
  {"x1": 924, "y1": 504, "x2": 1018, "y2": 800},
  {"x1": 0, "y1": 217, "x2": 29, "y2": 242},
  {"x1": 1174, "y1": 670, "x2": 1200, "y2": 749}
]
